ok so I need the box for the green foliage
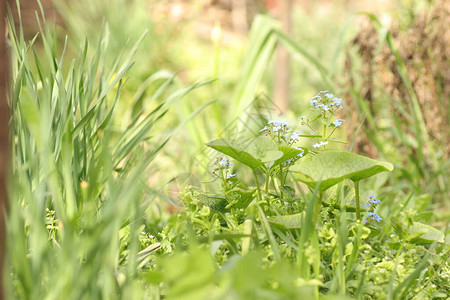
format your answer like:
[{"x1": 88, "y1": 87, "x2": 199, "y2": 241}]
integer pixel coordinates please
[
  {"x1": 291, "y1": 151, "x2": 393, "y2": 191},
  {"x1": 5, "y1": 1, "x2": 450, "y2": 300},
  {"x1": 6, "y1": 3, "x2": 206, "y2": 299}
]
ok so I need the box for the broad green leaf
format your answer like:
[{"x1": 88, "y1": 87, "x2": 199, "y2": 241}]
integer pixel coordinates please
[
  {"x1": 290, "y1": 151, "x2": 393, "y2": 191},
  {"x1": 268, "y1": 213, "x2": 304, "y2": 229},
  {"x1": 391, "y1": 217, "x2": 445, "y2": 244},
  {"x1": 206, "y1": 136, "x2": 283, "y2": 169},
  {"x1": 272, "y1": 146, "x2": 307, "y2": 168},
  {"x1": 409, "y1": 223, "x2": 445, "y2": 244}
]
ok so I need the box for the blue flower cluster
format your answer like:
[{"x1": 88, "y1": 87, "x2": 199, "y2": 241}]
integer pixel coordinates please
[
  {"x1": 364, "y1": 195, "x2": 382, "y2": 223},
  {"x1": 313, "y1": 141, "x2": 328, "y2": 149},
  {"x1": 310, "y1": 90, "x2": 343, "y2": 113},
  {"x1": 295, "y1": 91, "x2": 347, "y2": 151},
  {"x1": 367, "y1": 212, "x2": 382, "y2": 222},
  {"x1": 260, "y1": 120, "x2": 302, "y2": 146},
  {"x1": 212, "y1": 157, "x2": 235, "y2": 179},
  {"x1": 260, "y1": 120, "x2": 291, "y2": 135},
  {"x1": 332, "y1": 119, "x2": 345, "y2": 127}
]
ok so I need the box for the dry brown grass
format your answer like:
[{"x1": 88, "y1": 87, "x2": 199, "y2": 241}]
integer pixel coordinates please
[{"x1": 344, "y1": 0, "x2": 449, "y2": 162}]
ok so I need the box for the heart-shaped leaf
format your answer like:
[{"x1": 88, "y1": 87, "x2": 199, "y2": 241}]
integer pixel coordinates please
[
  {"x1": 391, "y1": 217, "x2": 445, "y2": 244},
  {"x1": 206, "y1": 136, "x2": 283, "y2": 169},
  {"x1": 409, "y1": 223, "x2": 445, "y2": 244},
  {"x1": 272, "y1": 146, "x2": 307, "y2": 168},
  {"x1": 268, "y1": 213, "x2": 304, "y2": 229},
  {"x1": 290, "y1": 150, "x2": 393, "y2": 191}
]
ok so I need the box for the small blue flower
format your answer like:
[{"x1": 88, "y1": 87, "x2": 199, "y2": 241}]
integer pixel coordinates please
[
  {"x1": 268, "y1": 120, "x2": 288, "y2": 126},
  {"x1": 310, "y1": 99, "x2": 319, "y2": 107},
  {"x1": 325, "y1": 93, "x2": 334, "y2": 98},
  {"x1": 268, "y1": 120, "x2": 288, "y2": 132},
  {"x1": 332, "y1": 119, "x2": 345, "y2": 127},
  {"x1": 367, "y1": 212, "x2": 382, "y2": 222},
  {"x1": 292, "y1": 146, "x2": 305, "y2": 157},
  {"x1": 313, "y1": 141, "x2": 328, "y2": 148},
  {"x1": 291, "y1": 132, "x2": 300, "y2": 140},
  {"x1": 218, "y1": 158, "x2": 231, "y2": 167},
  {"x1": 259, "y1": 126, "x2": 268, "y2": 132},
  {"x1": 332, "y1": 97, "x2": 342, "y2": 105},
  {"x1": 227, "y1": 173, "x2": 236, "y2": 178},
  {"x1": 368, "y1": 195, "x2": 381, "y2": 204}
]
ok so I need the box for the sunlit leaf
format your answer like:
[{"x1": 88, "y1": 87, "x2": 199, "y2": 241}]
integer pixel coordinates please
[{"x1": 291, "y1": 150, "x2": 393, "y2": 191}]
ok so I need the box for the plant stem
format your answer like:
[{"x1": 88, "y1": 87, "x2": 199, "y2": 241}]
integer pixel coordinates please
[
  {"x1": 253, "y1": 169, "x2": 263, "y2": 203},
  {"x1": 265, "y1": 170, "x2": 270, "y2": 194},
  {"x1": 257, "y1": 204, "x2": 280, "y2": 260},
  {"x1": 354, "y1": 180, "x2": 361, "y2": 220},
  {"x1": 313, "y1": 192, "x2": 323, "y2": 225}
]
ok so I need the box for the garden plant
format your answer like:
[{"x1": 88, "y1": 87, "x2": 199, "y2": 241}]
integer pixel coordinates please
[{"x1": 4, "y1": 0, "x2": 449, "y2": 299}]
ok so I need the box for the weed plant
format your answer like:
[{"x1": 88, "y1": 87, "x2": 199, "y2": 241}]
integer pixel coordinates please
[{"x1": 152, "y1": 92, "x2": 449, "y2": 299}]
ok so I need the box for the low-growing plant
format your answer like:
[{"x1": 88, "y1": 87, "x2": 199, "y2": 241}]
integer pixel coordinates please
[{"x1": 152, "y1": 91, "x2": 449, "y2": 299}]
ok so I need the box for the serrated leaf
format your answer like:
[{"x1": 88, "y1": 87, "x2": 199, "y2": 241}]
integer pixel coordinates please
[
  {"x1": 196, "y1": 193, "x2": 229, "y2": 213},
  {"x1": 206, "y1": 136, "x2": 283, "y2": 169},
  {"x1": 290, "y1": 150, "x2": 393, "y2": 191}
]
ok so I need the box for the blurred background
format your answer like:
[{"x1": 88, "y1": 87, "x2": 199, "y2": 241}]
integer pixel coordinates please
[{"x1": 8, "y1": 0, "x2": 449, "y2": 210}]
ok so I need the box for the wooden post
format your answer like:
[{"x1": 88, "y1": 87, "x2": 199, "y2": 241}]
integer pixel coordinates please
[
  {"x1": 273, "y1": 0, "x2": 293, "y2": 114},
  {"x1": 0, "y1": 0, "x2": 9, "y2": 298}
]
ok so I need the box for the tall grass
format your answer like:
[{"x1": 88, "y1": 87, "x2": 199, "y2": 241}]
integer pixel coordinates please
[
  {"x1": 347, "y1": 13, "x2": 449, "y2": 207},
  {"x1": 5, "y1": 2, "x2": 207, "y2": 298}
]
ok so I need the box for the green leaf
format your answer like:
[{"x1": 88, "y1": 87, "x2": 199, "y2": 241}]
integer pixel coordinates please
[
  {"x1": 268, "y1": 213, "x2": 304, "y2": 229},
  {"x1": 196, "y1": 193, "x2": 229, "y2": 213},
  {"x1": 272, "y1": 146, "x2": 307, "y2": 168},
  {"x1": 391, "y1": 218, "x2": 445, "y2": 244},
  {"x1": 290, "y1": 151, "x2": 394, "y2": 191},
  {"x1": 228, "y1": 190, "x2": 254, "y2": 209},
  {"x1": 206, "y1": 136, "x2": 283, "y2": 169},
  {"x1": 409, "y1": 223, "x2": 445, "y2": 244},
  {"x1": 327, "y1": 137, "x2": 348, "y2": 144}
]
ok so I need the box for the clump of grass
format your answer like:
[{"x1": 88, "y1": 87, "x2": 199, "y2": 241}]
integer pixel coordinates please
[{"x1": 5, "y1": 2, "x2": 207, "y2": 298}]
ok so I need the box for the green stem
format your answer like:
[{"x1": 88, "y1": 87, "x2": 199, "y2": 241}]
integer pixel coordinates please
[
  {"x1": 253, "y1": 169, "x2": 263, "y2": 203},
  {"x1": 257, "y1": 204, "x2": 281, "y2": 260},
  {"x1": 264, "y1": 170, "x2": 270, "y2": 194},
  {"x1": 313, "y1": 192, "x2": 323, "y2": 225},
  {"x1": 354, "y1": 181, "x2": 361, "y2": 220},
  {"x1": 253, "y1": 169, "x2": 280, "y2": 260}
]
